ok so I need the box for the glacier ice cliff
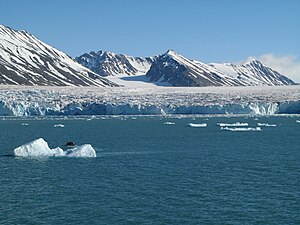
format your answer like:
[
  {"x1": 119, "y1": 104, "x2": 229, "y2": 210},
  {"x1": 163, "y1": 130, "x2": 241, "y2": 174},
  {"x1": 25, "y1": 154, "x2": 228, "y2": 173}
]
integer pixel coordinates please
[{"x1": 1, "y1": 86, "x2": 300, "y2": 116}]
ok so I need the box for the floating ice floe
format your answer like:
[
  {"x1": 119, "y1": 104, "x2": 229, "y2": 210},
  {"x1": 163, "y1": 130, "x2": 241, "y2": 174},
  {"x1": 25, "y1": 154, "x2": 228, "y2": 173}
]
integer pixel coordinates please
[
  {"x1": 53, "y1": 124, "x2": 65, "y2": 128},
  {"x1": 13, "y1": 138, "x2": 96, "y2": 158},
  {"x1": 14, "y1": 138, "x2": 64, "y2": 157},
  {"x1": 64, "y1": 144, "x2": 96, "y2": 158},
  {"x1": 164, "y1": 121, "x2": 175, "y2": 125},
  {"x1": 21, "y1": 123, "x2": 29, "y2": 126},
  {"x1": 187, "y1": 123, "x2": 207, "y2": 128},
  {"x1": 296, "y1": 120, "x2": 300, "y2": 123},
  {"x1": 217, "y1": 122, "x2": 248, "y2": 127},
  {"x1": 257, "y1": 123, "x2": 276, "y2": 127},
  {"x1": 221, "y1": 127, "x2": 261, "y2": 132}
]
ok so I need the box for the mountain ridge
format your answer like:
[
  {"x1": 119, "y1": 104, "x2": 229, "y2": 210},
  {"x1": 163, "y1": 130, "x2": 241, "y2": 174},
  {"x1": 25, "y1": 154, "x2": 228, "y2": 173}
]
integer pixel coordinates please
[
  {"x1": 0, "y1": 24, "x2": 117, "y2": 86},
  {"x1": 0, "y1": 24, "x2": 296, "y2": 87},
  {"x1": 75, "y1": 50, "x2": 153, "y2": 77},
  {"x1": 144, "y1": 50, "x2": 295, "y2": 86}
]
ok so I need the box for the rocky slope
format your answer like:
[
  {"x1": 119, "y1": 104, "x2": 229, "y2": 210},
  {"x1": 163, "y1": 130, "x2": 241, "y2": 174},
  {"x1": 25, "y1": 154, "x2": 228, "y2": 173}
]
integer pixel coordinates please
[
  {"x1": 210, "y1": 60, "x2": 295, "y2": 86},
  {"x1": 0, "y1": 24, "x2": 116, "y2": 86},
  {"x1": 75, "y1": 50, "x2": 153, "y2": 76},
  {"x1": 146, "y1": 50, "x2": 295, "y2": 87}
]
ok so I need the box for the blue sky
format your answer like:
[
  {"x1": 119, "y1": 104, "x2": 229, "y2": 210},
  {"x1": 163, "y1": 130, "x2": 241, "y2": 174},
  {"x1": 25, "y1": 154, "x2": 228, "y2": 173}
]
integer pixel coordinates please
[{"x1": 1, "y1": 0, "x2": 299, "y2": 64}]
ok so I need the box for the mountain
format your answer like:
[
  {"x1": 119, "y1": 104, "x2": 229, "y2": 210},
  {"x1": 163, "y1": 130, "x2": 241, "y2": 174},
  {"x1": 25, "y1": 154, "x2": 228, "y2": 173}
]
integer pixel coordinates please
[
  {"x1": 75, "y1": 50, "x2": 153, "y2": 76},
  {"x1": 146, "y1": 50, "x2": 295, "y2": 87},
  {"x1": 0, "y1": 25, "x2": 117, "y2": 86},
  {"x1": 209, "y1": 60, "x2": 295, "y2": 86},
  {"x1": 146, "y1": 50, "x2": 244, "y2": 86}
]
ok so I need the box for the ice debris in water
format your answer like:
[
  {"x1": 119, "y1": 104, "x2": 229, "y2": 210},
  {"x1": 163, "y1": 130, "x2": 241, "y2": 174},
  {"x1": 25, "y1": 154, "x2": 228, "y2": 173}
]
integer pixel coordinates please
[
  {"x1": 163, "y1": 121, "x2": 175, "y2": 125},
  {"x1": 217, "y1": 122, "x2": 248, "y2": 127},
  {"x1": 257, "y1": 123, "x2": 276, "y2": 127},
  {"x1": 13, "y1": 138, "x2": 96, "y2": 158},
  {"x1": 221, "y1": 127, "x2": 261, "y2": 132},
  {"x1": 187, "y1": 123, "x2": 207, "y2": 127},
  {"x1": 53, "y1": 124, "x2": 65, "y2": 128}
]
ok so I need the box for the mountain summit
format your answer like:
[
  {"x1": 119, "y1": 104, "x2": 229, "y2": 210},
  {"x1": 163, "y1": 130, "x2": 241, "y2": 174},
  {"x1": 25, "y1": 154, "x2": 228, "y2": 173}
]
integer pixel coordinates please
[
  {"x1": 75, "y1": 50, "x2": 153, "y2": 77},
  {"x1": 145, "y1": 50, "x2": 244, "y2": 86},
  {"x1": 0, "y1": 25, "x2": 116, "y2": 86}
]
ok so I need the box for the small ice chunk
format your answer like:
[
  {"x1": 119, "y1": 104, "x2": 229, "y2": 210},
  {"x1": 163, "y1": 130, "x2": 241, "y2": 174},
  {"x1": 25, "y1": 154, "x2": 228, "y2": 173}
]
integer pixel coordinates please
[
  {"x1": 296, "y1": 120, "x2": 300, "y2": 123},
  {"x1": 187, "y1": 123, "x2": 207, "y2": 127},
  {"x1": 14, "y1": 138, "x2": 55, "y2": 157},
  {"x1": 257, "y1": 123, "x2": 276, "y2": 127},
  {"x1": 21, "y1": 123, "x2": 29, "y2": 126},
  {"x1": 218, "y1": 122, "x2": 248, "y2": 127},
  {"x1": 65, "y1": 144, "x2": 96, "y2": 158},
  {"x1": 221, "y1": 127, "x2": 261, "y2": 132},
  {"x1": 53, "y1": 124, "x2": 64, "y2": 128},
  {"x1": 164, "y1": 121, "x2": 175, "y2": 125}
]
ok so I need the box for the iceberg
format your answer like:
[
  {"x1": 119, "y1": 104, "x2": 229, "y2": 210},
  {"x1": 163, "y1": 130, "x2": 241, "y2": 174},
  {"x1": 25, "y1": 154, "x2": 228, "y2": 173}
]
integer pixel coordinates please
[
  {"x1": 65, "y1": 144, "x2": 96, "y2": 158},
  {"x1": 187, "y1": 123, "x2": 207, "y2": 127},
  {"x1": 13, "y1": 138, "x2": 96, "y2": 158},
  {"x1": 14, "y1": 138, "x2": 59, "y2": 157}
]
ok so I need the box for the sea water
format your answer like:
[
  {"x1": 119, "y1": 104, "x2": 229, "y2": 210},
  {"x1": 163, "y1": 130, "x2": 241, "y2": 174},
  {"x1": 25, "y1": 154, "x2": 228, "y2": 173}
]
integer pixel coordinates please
[{"x1": 0, "y1": 116, "x2": 299, "y2": 224}]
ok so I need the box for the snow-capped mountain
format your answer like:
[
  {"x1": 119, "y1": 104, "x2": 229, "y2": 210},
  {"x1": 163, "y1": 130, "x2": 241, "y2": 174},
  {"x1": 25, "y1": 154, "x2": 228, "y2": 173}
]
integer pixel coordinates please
[
  {"x1": 0, "y1": 24, "x2": 117, "y2": 86},
  {"x1": 146, "y1": 50, "x2": 244, "y2": 87},
  {"x1": 209, "y1": 60, "x2": 295, "y2": 86},
  {"x1": 75, "y1": 50, "x2": 153, "y2": 76},
  {"x1": 146, "y1": 50, "x2": 295, "y2": 87}
]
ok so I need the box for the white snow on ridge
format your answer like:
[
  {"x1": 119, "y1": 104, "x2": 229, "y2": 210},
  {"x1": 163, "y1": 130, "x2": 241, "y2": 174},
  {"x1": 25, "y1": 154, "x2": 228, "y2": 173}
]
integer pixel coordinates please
[
  {"x1": 0, "y1": 24, "x2": 115, "y2": 87},
  {"x1": 210, "y1": 60, "x2": 294, "y2": 86},
  {"x1": 75, "y1": 50, "x2": 153, "y2": 77}
]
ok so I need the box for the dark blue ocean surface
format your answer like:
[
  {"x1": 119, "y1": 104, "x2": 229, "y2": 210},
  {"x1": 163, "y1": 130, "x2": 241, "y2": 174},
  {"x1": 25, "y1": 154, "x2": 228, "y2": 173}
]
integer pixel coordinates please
[{"x1": 0, "y1": 116, "x2": 299, "y2": 224}]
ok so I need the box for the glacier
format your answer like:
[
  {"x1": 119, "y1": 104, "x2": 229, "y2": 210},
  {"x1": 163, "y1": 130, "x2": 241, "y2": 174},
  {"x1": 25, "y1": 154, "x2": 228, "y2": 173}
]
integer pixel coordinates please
[
  {"x1": 1, "y1": 85, "x2": 300, "y2": 116},
  {"x1": 13, "y1": 138, "x2": 96, "y2": 158}
]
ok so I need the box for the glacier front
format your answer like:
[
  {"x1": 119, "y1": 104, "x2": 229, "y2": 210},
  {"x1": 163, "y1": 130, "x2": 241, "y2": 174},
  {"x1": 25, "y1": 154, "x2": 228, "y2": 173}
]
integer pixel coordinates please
[{"x1": 1, "y1": 85, "x2": 300, "y2": 116}]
